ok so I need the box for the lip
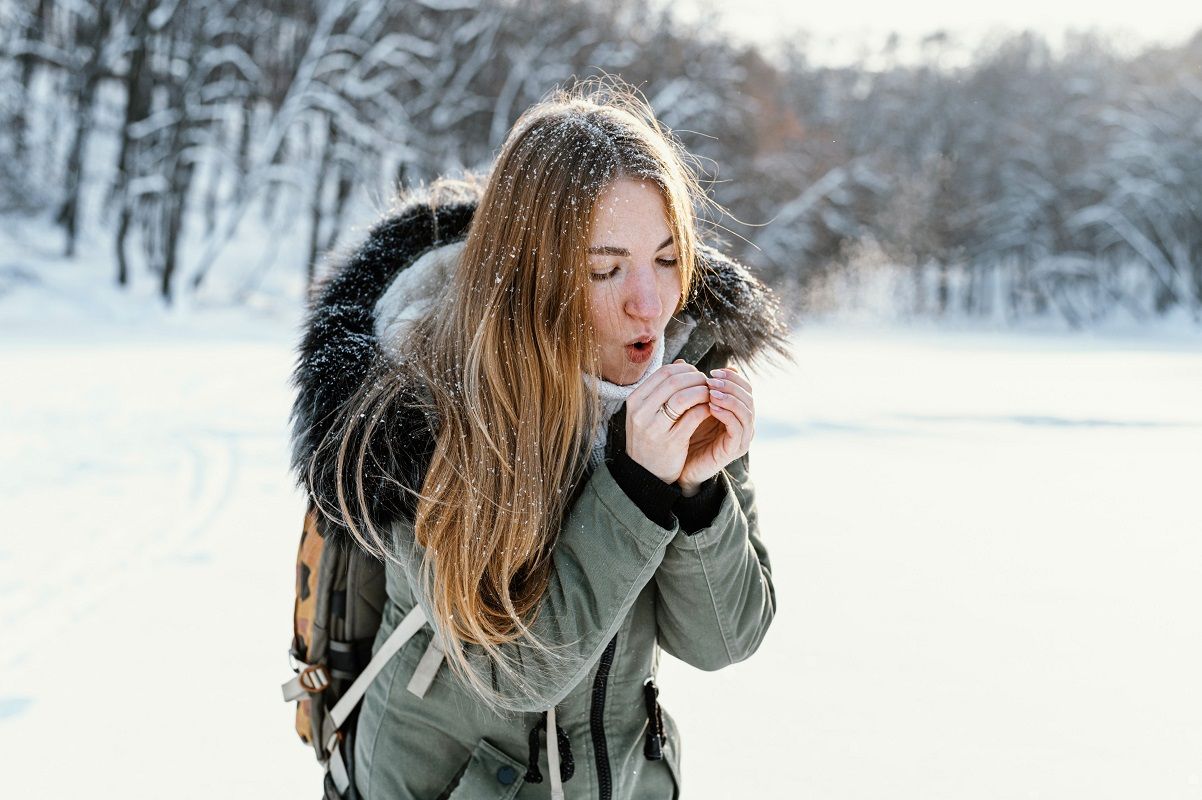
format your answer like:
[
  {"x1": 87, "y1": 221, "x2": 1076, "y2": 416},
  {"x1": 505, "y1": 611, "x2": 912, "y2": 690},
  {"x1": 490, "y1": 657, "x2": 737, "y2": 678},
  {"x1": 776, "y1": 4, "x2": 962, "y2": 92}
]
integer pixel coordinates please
[
  {"x1": 624, "y1": 334, "x2": 656, "y2": 346},
  {"x1": 623, "y1": 335, "x2": 656, "y2": 365},
  {"x1": 624, "y1": 342, "x2": 654, "y2": 364}
]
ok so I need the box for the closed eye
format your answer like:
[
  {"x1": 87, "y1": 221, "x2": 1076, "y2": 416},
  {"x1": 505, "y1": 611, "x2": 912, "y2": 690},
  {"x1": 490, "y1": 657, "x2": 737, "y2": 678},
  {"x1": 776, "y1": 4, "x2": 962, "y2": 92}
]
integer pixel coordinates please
[{"x1": 589, "y1": 258, "x2": 679, "y2": 282}]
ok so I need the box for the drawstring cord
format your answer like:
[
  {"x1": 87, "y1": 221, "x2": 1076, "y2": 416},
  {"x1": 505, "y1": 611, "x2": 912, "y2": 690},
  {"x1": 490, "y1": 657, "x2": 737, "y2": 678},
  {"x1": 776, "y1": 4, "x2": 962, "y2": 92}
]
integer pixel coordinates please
[
  {"x1": 521, "y1": 683, "x2": 663, "y2": 792},
  {"x1": 524, "y1": 710, "x2": 575, "y2": 784},
  {"x1": 642, "y1": 677, "x2": 665, "y2": 760}
]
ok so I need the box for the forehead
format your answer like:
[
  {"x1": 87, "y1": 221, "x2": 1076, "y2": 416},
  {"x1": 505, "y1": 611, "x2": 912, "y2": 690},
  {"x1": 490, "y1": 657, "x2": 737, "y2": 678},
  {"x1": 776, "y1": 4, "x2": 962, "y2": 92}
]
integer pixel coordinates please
[{"x1": 589, "y1": 178, "x2": 671, "y2": 242}]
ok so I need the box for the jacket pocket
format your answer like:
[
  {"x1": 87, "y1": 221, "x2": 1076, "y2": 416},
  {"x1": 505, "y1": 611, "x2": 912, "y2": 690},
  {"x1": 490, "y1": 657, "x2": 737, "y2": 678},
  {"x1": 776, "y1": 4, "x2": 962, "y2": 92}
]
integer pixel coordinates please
[{"x1": 439, "y1": 738, "x2": 528, "y2": 800}]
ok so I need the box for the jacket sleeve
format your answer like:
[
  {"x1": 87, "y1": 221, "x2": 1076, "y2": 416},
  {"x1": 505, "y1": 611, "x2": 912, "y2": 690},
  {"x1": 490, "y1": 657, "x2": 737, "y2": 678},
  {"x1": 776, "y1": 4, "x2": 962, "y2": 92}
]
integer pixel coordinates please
[
  {"x1": 653, "y1": 451, "x2": 777, "y2": 670},
  {"x1": 387, "y1": 459, "x2": 678, "y2": 712}
]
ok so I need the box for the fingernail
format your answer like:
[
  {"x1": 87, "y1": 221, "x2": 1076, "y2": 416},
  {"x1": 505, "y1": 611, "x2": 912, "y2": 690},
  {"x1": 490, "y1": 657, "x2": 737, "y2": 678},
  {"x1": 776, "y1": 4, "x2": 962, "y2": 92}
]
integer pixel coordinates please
[
  {"x1": 711, "y1": 369, "x2": 727, "y2": 377},
  {"x1": 711, "y1": 390, "x2": 727, "y2": 399},
  {"x1": 707, "y1": 378, "x2": 724, "y2": 388}
]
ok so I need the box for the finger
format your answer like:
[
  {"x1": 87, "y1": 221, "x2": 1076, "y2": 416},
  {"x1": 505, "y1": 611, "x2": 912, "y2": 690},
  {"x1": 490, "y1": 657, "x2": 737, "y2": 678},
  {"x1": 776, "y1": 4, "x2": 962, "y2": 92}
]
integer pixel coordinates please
[
  {"x1": 709, "y1": 366, "x2": 753, "y2": 396},
  {"x1": 652, "y1": 385, "x2": 709, "y2": 432},
  {"x1": 636, "y1": 370, "x2": 708, "y2": 422},
  {"x1": 670, "y1": 403, "x2": 711, "y2": 440},
  {"x1": 709, "y1": 390, "x2": 754, "y2": 449},
  {"x1": 709, "y1": 388, "x2": 751, "y2": 422},
  {"x1": 706, "y1": 376, "x2": 754, "y2": 415},
  {"x1": 707, "y1": 400, "x2": 745, "y2": 451},
  {"x1": 627, "y1": 362, "x2": 699, "y2": 407},
  {"x1": 664, "y1": 385, "x2": 711, "y2": 417}
]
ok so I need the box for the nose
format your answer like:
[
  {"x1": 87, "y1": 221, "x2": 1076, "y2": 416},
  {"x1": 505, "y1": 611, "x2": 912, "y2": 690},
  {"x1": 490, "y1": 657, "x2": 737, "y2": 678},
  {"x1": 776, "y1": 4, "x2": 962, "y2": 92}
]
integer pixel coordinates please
[{"x1": 623, "y1": 263, "x2": 663, "y2": 321}]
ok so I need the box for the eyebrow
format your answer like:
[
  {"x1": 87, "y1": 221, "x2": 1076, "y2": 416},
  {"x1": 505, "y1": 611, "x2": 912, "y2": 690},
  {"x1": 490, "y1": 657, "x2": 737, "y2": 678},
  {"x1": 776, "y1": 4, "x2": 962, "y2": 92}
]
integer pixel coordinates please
[{"x1": 587, "y1": 236, "x2": 674, "y2": 256}]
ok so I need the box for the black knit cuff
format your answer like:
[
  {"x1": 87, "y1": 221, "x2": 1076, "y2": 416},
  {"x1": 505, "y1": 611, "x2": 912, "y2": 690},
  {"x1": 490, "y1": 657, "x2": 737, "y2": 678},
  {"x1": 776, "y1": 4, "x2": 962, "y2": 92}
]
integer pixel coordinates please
[
  {"x1": 674, "y1": 474, "x2": 726, "y2": 535},
  {"x1": 608, "y1": 450, "x2": 682, "y2": 530}
]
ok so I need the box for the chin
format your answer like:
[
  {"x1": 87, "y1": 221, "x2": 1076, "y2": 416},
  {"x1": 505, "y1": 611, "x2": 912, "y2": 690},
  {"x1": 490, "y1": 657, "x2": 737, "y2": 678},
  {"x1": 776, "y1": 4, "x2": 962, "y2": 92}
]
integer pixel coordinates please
[
  {"x1": 618, "y1": 365, "x2": 646, "y2": 386},
  {"x1": 599, "y1": 362, "x2": 638, "y2": 386}
]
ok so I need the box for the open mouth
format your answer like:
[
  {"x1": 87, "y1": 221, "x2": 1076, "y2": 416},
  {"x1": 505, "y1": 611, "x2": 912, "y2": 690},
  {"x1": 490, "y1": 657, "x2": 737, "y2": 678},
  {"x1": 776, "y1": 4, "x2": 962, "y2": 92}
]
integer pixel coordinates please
[
  {"x1": 626, "y1": 335, "x2": 654, "y2": 352},
  {"x1": 624, "y1": 336, "x2": 655, "y2": 363}
]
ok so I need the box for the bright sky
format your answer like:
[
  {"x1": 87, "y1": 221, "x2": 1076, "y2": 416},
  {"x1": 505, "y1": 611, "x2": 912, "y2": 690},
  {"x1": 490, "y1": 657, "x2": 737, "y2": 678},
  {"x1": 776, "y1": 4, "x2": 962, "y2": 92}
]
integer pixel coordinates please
[{"x1": 670, "y1": 0, "x2": 1202, "y2": 67}]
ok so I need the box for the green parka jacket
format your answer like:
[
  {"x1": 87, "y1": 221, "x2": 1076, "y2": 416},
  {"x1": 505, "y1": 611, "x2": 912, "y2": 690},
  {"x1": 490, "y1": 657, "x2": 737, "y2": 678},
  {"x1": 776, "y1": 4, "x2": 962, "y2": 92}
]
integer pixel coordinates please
[{"x1": 289, "y1": 185, "x2": 790, "y2": 800}]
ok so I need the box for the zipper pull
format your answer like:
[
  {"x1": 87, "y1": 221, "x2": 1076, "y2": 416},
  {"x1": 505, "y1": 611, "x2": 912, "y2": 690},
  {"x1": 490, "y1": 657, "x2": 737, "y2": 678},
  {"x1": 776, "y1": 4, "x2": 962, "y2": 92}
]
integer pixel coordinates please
[{"x1": 642, "y1": 677, "x2": 664, "y2": 760}]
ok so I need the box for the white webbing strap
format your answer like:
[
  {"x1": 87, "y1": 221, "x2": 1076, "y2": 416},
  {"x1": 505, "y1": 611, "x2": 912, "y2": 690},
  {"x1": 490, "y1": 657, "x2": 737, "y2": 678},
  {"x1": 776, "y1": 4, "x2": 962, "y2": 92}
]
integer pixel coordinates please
[
  {"x1": 327, "y1": 740, "x2": 352, "y2": 794},
  {"x1": 280, "y1": 663, "x2": 330, "y2": 702},
  {"x1": 327, "y1": 604, "x2": 428, "y2": 732},
  {"x1": 281, "y1": 677, "x2": 308, "y2": 703},
  {"x1": 320, "y1": 604, "x2": 430, "y2": 794},
  {"x1": 406, "y1": 635, "x2": 445, "y2": 698},
  {"x1": 547, "y1": 705, "x2": 564, "y2": 800}
]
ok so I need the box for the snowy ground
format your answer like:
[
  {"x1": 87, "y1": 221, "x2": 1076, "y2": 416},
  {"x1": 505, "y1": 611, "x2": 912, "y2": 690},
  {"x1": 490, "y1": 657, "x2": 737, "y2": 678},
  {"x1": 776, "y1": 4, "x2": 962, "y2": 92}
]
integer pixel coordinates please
[{"x1": 2, "y1": 263, "x2": 1201, "y2": 798}]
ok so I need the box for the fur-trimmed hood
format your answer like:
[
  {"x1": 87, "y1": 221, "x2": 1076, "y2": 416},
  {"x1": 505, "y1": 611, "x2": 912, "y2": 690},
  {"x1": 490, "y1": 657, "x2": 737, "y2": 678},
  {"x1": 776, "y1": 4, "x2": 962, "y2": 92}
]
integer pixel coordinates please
[{"x1": 288, "y1": 186, "x2": 791, "y2": 538}]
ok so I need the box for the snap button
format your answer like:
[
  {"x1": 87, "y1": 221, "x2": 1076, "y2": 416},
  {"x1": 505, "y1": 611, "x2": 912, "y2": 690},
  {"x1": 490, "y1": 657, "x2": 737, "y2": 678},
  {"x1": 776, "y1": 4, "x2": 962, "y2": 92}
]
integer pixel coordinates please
[{"x1": 496, "y1": 765, "x2": 517, "y2": 785}]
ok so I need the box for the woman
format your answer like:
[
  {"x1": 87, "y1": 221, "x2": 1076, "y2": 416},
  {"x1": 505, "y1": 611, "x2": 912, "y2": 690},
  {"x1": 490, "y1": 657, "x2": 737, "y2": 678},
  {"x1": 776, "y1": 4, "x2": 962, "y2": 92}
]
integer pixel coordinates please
[{"x1": 291, "y1": 81, "x2": 791, "y2": 799}]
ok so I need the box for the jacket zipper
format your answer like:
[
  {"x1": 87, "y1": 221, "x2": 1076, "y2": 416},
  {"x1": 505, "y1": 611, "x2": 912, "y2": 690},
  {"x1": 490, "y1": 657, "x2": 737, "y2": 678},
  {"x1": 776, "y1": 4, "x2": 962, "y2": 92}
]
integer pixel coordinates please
[{"x1": 590, "y1": 634, "x2": 618, "y2": 800}]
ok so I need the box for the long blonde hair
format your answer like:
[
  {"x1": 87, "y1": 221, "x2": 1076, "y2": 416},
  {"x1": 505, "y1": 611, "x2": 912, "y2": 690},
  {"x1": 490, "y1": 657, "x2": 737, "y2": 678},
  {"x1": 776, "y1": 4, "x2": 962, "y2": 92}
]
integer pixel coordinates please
[{"x1": 323, "y1": 78, "x2": 711, "y2": 711}]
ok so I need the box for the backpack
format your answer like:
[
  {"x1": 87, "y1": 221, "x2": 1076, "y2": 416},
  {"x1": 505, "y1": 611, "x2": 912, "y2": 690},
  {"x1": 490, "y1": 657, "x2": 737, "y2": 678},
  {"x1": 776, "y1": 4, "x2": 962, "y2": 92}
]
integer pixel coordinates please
[
  {"x1": 281, "y1": 503, "x2": 600, "y2": 800},
  {"x1": 281, "y1": 502, "x2": 439, "y2": 799}
]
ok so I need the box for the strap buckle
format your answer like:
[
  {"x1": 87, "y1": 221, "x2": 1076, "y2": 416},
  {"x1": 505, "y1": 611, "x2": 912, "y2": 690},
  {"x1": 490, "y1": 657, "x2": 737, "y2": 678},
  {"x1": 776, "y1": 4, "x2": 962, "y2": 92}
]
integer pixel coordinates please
[
  {"x1": 282, "y1": 662, "x2": 332, "y2": 702},
  {"x1": 297, "y1": 663, "x2": 331, "y2": 694}
]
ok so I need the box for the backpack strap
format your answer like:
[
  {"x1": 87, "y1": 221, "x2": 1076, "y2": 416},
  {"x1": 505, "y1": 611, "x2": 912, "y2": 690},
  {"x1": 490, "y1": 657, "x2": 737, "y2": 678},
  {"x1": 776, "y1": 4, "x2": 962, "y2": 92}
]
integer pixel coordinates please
[
  {"x1": 406, "y1": 634, "x2": 445, "y2": 698},
  {"x1": 318, "y1": 603, "x2": 430, "y2": 794}
]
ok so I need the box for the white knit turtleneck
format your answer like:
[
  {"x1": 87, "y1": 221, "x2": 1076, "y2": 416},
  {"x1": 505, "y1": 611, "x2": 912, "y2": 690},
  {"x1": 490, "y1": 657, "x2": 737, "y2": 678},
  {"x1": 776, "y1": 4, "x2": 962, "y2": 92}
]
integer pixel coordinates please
[{"x1": 581, "y1": 334, "x2": 667, "y2": 469}]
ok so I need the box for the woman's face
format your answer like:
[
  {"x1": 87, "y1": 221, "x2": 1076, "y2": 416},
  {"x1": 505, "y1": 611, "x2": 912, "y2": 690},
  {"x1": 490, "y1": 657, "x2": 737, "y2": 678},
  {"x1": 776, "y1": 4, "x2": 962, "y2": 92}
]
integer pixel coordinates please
[{"x1": 586, "y1": 178, "x2": 682, "y2": 385}]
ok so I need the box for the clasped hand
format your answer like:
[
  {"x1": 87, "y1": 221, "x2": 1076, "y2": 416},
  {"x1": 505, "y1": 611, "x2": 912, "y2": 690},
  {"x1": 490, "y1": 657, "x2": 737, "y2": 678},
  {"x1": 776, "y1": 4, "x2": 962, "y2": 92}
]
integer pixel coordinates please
[{"x1": 624, "y1": 359, "x2": 755, "y2": 496}]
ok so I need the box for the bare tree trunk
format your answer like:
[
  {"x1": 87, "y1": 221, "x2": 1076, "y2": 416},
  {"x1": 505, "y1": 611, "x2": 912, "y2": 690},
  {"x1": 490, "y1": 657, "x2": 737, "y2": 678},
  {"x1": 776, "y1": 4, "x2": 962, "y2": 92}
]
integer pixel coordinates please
[
  {"x1": 57, "y1": 87, "x2": 99, "y2": 256},
  {"x1": 161, "y1": 157, "x2": 195, "y2": 302},
  {"x1": 13, "y1": 0, "x2": 53, "y2": 166},
  {"x1": 325, "y1": 154, "x2": 354, "y2": 255},
  {"x1": 112, "y1": 2, "x2": 153, "y2": 287},
  {"x1": 57, "y1": 85, "x2": 95, "y2": 257},
  {"x1": 56, "y1": 0, "x2": 118, "y2": 257},
  {"x1": 158, "y1": 18, "x2": 198, "y2": 304},
  {"x1": 305, "y1": 114, "x2": 334, "y2": 288},
  {"x1": 236, "y1": 94, "x2": 255, "y2": 202},
  {"x1": 936, "y1": 261, "x2": 950, "y2": 315},
  {"x1": 912, "y1": 263, "x2": 925, "y2": 316},
  {"x1": 116, "y1": 204, "x2": 134, "y2": 289}
]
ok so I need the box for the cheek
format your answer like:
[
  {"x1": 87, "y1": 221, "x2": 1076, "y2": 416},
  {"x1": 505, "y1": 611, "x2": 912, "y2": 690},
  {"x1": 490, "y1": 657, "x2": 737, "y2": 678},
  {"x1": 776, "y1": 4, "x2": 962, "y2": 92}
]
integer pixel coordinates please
[
  {"x1": 587, "y1": 286, "x2": 618, "y2": 339},
  {"x1": 659, "y1": 270, "x2": 683, "y2": 315}
]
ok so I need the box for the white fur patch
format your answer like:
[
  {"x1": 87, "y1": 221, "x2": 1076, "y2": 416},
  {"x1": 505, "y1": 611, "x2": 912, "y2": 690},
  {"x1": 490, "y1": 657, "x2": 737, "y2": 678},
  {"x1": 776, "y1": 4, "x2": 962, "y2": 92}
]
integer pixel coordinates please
[{"x1": 373, "y1": 239, "x2": 467, "y2": 361}]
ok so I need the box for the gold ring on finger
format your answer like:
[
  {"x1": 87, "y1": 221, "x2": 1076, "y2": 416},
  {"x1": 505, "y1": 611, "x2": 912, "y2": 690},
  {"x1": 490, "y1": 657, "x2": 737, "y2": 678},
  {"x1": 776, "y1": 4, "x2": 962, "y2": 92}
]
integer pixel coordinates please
[{"x1": 659, "y1": 401, "x2": 682, "y2": 421}]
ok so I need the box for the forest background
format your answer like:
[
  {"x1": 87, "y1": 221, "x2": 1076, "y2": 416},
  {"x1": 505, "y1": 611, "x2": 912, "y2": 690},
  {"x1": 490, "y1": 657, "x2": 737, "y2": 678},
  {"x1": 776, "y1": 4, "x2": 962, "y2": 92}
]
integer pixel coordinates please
[{"x1": 4, "y1": 0, "x2": 1201, "y2": 326}]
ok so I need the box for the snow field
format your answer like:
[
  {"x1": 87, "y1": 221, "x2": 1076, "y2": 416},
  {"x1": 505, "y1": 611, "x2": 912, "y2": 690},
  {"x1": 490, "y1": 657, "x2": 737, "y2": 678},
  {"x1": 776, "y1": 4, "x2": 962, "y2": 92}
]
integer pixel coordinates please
[{"x1": 1, "y1": 306, "x2": 1200, "y2": 798}]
